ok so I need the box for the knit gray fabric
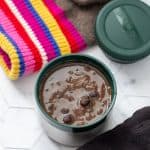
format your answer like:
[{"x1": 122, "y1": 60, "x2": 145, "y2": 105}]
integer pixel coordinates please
[
  {"x1": 73, "y1": 0, "x2": 109, "y2": 6},
  {"x1": 77, "y1": 107, "x2": 150, "y2": 150},
  {"x1": 55, "y1": 0, "x2": 110, "y2": 46}
]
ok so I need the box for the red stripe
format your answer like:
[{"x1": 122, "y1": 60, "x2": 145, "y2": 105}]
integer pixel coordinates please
[
  {"x1": 43, "y1": 0, "x2": 86, "y2": 53},
  {"x1": 0, "y1": 0, "x2": 42, "y2": 71}
]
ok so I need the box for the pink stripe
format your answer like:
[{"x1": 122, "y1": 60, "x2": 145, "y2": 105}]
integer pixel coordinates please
[
  {"x1": 45, "y1": 0, "x2": 87, "y2": 52},
  {"x1": 13, "y1": 0, "x2": 56, "y2": 60},
  {"x1": 0, "y1": 48, "x2": 11, "y2": 69},
  {"x1": 0, "y1": 9, "x2": 35, "y2": 75}
]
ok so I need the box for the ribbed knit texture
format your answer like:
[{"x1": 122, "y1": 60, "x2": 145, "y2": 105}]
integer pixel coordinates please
[{"x1": 0, "y1": 0, "x2": 87, "y2": 80}]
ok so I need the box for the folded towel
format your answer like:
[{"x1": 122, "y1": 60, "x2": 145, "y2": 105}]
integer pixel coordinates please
[
  {"x1": 0, "y1": 0, "x2": 108, "y2": 80},
  {"x1": 78, "y1": 107, "x2": 150, "y2": 150}
]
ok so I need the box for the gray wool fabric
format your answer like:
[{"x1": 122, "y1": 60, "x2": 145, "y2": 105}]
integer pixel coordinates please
[
  {"x1": 55, "y1": 0, "x2": 110, "y2": 46},
  {"x1": 77, "y1": 107, "x2": 150, "y2": 150},
  {"x1": 73, "y1": 0, "x2": 109, "y2": 6}
]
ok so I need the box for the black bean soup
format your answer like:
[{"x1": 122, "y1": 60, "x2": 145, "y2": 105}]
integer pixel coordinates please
[{"x1": 40, "y1": 63, "x2": 112, "y2": 126}]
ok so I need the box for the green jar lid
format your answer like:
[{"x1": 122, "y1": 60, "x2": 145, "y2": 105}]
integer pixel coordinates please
[{"x1": 95, "y1": 0, "x2": 150, "y2": 63}]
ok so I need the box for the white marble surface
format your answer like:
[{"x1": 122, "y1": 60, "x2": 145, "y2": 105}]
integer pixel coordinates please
[{"x1": 0, "y1": 1, "x2": 150, "y2": 149}]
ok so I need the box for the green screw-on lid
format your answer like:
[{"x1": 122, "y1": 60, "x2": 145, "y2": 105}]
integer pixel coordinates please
[{"x1": 95, "y1": 0, "x2": 150, "y2": 63}]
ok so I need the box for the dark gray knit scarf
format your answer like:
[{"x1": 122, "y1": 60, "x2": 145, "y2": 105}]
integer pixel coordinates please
[{"x1": 78, "y1": 107, "x2": 150, "y2": 150}]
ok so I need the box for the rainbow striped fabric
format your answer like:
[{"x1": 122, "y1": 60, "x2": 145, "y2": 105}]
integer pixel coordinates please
[{"x1": 0, "y1": 0, "x2": 87, "y2": 80}]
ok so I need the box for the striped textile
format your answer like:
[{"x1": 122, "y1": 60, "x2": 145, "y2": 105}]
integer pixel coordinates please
[{"x1": 0, "y1": 0, "x2": 87, "y2": 80}]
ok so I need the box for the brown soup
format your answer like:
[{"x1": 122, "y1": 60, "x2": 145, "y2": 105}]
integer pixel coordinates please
[{"x1": 40, "y1": 63, "x2": 111, "y2": 126}]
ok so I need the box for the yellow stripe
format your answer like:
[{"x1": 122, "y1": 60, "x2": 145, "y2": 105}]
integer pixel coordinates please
[
  {"x1": 0, "y1": 33, "x2": 20, "y2": 80},
  {"x1": 30, "y1": 0, "x2": 71, "y2": 55}
]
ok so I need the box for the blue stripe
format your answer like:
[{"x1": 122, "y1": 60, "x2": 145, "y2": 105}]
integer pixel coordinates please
[
  {"x1": 0, "y1": 25, "x2": 25, "y2": 76},
  {"x1": 24, "y1": 0, "x2": 61, "y2": 57}
]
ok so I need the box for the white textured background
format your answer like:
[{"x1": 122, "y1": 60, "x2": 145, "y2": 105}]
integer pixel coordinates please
[{"x1": 0, "y1": 0, "x2": 150, "y2": 149}]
